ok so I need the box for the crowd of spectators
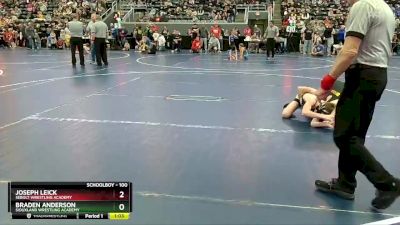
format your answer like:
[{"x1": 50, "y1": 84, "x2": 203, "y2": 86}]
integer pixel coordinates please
[
  {"x1": 122, "y1": 0, "x2": 268, "y2": 23},
  {"x1": 281, "y1": 0, "x2": 400, "y2": 34},
  {"x1": 51, "y1": 0, "x2": 108, "y2": 21},
  {"x1": 2, "y1": 0, "x2": 400, "y2": 55},
  {"x1": 128, "y1": 0, "x2": 238, "y2": 23},
  {"x1": 115, "y1": 22, "x2": 287, "y2": 55},
  {"x1": 0, "y1": 0, "x2": 109, "y2": 49},
  {"x1": 279, "y1": 0, "x2": 400, "y2": 56}
]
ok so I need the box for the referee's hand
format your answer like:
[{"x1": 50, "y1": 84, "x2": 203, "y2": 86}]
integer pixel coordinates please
[{"x1": 314, "y1": 88, "x2": 329, "y2": 100}]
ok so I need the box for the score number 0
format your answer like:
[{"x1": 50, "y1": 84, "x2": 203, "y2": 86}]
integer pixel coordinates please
[{"x1": 118, "y1": 183, "x2": 128, "y2": 211}]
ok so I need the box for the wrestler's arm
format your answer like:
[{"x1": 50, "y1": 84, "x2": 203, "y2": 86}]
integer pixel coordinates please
[
  {"x1": 311, "y1": 99, "x2": 338, "y2": 127},
  {"x1": 297, "y1": 86, "x2": 318, "y2": 96},
  {"x1": 330, "y1": 99, "x2": 339, "y2": 115},
  {"x1": 310, "y1": 118, "x2": 334, "y2": 128},
  {"x1": 301, "y1": 100, "x2": 332, "y2": 121}
]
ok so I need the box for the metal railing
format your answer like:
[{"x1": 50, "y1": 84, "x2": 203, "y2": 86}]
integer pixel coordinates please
[
  {"x1": 248, "y1": 4, "x2": 268, "y2": 11},
  {"x1": 120, "y1": 3, "x2": 147, "y2": 10},
  {"x1": 119, "y1": 3, "x2": 250, "y2": 24},
  {"x1": 101, "y1": 0, "x2": 118, "y2": 20},
  {"x1": 231, "y1": 6, "x2": 249, "y2": 23},
  {"x1": 122, "y1": 6, "x2": 135, "y2": 22},
  {"x1": 122, "y1": 13, "x2": 249, "y2": 24},
  {"x1": 270, "y1": 2, "x2": 274, "y2": 21},
  {"x1": 240, "y1": 6, "x2": 250, "y2": 23}
]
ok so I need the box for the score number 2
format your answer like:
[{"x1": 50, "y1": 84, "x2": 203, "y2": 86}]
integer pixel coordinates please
[
  {"x1": 118, "y1": 191, "x2": 126, "y2": 210},
  {"x1": 116, "y1": 183, "x2": 129, "y2": 211},
  {"x1": 118, "y1": 183, "x2": 128, "y2": 199}
]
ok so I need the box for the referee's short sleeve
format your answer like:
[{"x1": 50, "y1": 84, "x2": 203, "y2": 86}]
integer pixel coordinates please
[{"x1": 346, "y1": 1, "x2": 373, "y2": 39}]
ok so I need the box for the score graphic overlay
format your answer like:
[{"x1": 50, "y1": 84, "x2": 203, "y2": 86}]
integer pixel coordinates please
[{"x1": 8, "y1": 182, "x2": 132, "y2": 220}]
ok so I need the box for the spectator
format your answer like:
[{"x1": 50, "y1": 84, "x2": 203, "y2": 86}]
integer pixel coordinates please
[
  {"x1": 87, "y1": 13, "x2": 97, "y2": 64},
  {"x1": 313, "y1": 32, "x2": 322, "y2": 46},
  {"x1": 228, "y1": 45, "x2": 238, "y2": 60},
  {"x1": 302, "y1": 25, "x2": 313, "y2": 55},
  {"x1": 158, "y1": 33, "x2": 166, "y2": 51},
  {"x1": 311, "y1": 40, "x2": 324, "y2": 56},
  {"x1": 139, "y1": 36, "x2": 150, "y2": 52},
  {"x1": 49, "y1": 30, "x2": 57, "y2": 49},
  {"x1": 248, "y1": 33, "x2": 260, "y2": 53},
  {"x1": 323, "y1": 24, "x2": 335, "y2": 56},
  {"x1": 208, "y1": 33, "x2": 220, "y2": 52},
  {"x1": 191, "y1": 36, "x2": 201, "y2": 53},
  {"x1": 210, "y1": 23, "x2": 222, "y2": 52},
  {"x1": 244, "y1": 25, "x2": 252, "y2": 39},
  {"x1": 189, "y1": 23, "x2": 199, "y2": 40},
  {"x1": 25, "y1": 23, "x2": 36, "y2": 50},
  {"x1": 228, "y1": 30, "x2": 235, "y2": 48},
  {"x1": 34, "y1": 30, "x2": 41, "y2": 49},
  {"x1": 152, "y1": 30, "x2": 160, "y2": 48},
  {"x1": 171, "y1": 29, "x2": 181, "y2": 52},
  {"x1": 0, "y1": 34, "x2": 7, "y2": 48},
  {"x1": 239, "y1": 43, "x2": 249, "y2": 60},
  {"x1": 337, "y1": 25, "x2": 346, "y2": 44},
  {"x1": 253, "y1": 25, "x2": 261, "y2": 38},
  {"x1": 135, "y1": 26, "x2": 143, "y2": 48},
  {"x1": 4, "y1": 28, "x2": 14, "y2": 48},
  {"x1": 161, "y1": 26, "x2": 168, "y2": 37},
  {"x1": 332, "y1": 42, "x2": 343, "y2": 55},
  {"x1": 199, "y1": 26, "x2": 208, "y2": 52},
  {"x1": 122, "y1": 41, "x2": 130, "y2": 51},
  {"x1": 392, "y1": 34, "x2": 399, "y2": 55}
]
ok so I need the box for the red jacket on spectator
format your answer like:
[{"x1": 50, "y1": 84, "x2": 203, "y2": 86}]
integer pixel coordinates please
[
  {"x1": 210, "y1": 25, "x2": 221, "y2": 39},
  {"x1": 151, "y1": 25, "x2": 159, "y2": 32},
  {"x1": 282, "y1": 18, "x2": 289, "y2": 28},
  {"x1": 4, "y1": 31, "x2": 13, "y2": 43},
  {"x1": 191, "y1": 38, "x2": 201, "y2": 52},
  {"x1": 27, "y1": 3, "x2": 33, "y2": 12},
  {"x1": 244, "y1": 27, "x2": 252, "y2": 36}
]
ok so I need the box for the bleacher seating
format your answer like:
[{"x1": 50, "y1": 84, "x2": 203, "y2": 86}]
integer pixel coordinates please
[
  {"x1": 1, "y1": 0, "x2": 398, "y2": 51},
  {"x1": 280, "y1": 0, "x2": 400, "y2": 32},
  {"x1": 120, "y1": 0, "x2": 269, "y2": 22}
]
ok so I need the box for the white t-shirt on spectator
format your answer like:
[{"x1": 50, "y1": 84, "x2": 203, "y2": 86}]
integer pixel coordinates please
[
  {"x1": 158, "y1": 35, "x2": 166, "y2": 46},
  {"x1": 153, "y1": 32, "x2": 160, "y2": 41},
  {"x1": 298, "y1": 20, "x2": 305, "y2": 29},
  {"x1": 114, "y1": 18, "x2": 122, "y2": 29}
]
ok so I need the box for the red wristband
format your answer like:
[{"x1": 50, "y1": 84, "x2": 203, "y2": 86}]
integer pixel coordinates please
[{"x1": 321, "y1": 74, "x2": 336, "y2": 91}]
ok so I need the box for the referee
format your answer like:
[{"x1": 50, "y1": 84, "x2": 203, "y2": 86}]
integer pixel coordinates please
[
  {"x1": 86, "y1": 13, "x2": 97, "y2": 64},
  {"x1": 67, "y1": 14, "x2": 85, "y2": 66},
  {"x1": 92, "y1": 15, "x2": 109, "y2": 66},
  {"x1": 314, "y1": 0, "x2": 399, "y2": 210},
  {"x1": 264, "y1": 21, "x2": 279, "y2": 60}
]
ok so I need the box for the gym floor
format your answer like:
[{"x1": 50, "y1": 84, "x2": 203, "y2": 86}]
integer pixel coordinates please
[{"x1": 0, "y1": 49, "x2": 399, "y2": 225}]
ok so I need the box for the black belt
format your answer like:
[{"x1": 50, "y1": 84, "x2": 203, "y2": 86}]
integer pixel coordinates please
[{"x1": 349, "y1": 63, "x2": 386, "y2": 70}]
